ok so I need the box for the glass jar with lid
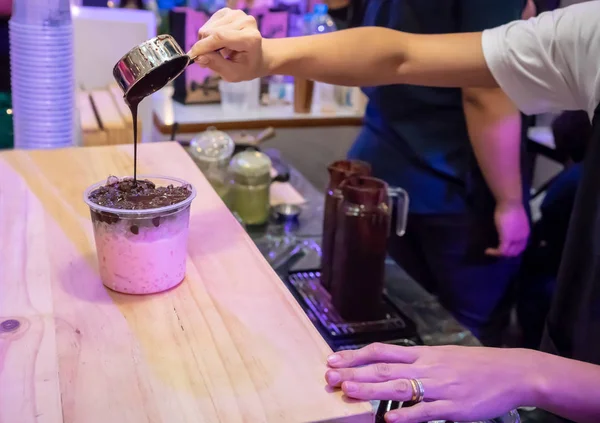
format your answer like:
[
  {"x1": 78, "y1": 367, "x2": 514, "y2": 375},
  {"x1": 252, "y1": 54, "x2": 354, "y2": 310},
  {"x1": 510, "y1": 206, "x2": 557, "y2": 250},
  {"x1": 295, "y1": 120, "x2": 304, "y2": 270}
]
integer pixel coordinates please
[
  {"x1": 228, "y1": 150, "x2": 272, "y2": 226},
  {"x1": 188, "y1": 126, "x2": 235, "y2": 199}
]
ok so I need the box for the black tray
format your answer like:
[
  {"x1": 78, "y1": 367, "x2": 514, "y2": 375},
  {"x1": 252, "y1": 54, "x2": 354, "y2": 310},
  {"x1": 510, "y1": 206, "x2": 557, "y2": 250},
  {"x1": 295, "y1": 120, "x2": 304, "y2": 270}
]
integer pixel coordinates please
[{"x1": 286, "y1": 271, "x2": 421, "y2": 350}]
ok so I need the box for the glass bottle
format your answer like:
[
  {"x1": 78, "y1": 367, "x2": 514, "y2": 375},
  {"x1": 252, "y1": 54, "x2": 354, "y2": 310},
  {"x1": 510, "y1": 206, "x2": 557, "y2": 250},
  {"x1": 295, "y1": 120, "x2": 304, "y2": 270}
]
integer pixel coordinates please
[
  {"x1": 330, "y1": 176, "x2": 408, "y2": 322},
  {"x1": 228, "y1": 150, "x2": 272, "y2": 226},
  {"x1": 188, "y1": 127, "x2": 235, "y2": 200},
  {"x1": 321, "y1": 160, "x2": 371, "y2": 291}
]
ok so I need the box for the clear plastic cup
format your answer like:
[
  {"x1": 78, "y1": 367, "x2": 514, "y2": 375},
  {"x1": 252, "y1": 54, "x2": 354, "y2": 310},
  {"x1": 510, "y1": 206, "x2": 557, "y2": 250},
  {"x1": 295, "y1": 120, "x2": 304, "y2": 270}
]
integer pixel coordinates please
[
  {"x1": 11, "y1": 0, "x2": 72, "y2": 26},
  {"x1": 83, "y1": 176, "x2": 197, "y2": 295}
]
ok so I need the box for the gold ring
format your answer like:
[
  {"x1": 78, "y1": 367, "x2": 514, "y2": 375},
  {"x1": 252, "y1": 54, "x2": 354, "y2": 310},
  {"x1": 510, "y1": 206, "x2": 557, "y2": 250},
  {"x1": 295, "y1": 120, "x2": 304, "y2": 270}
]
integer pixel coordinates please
[{"x1": 408, "y1": 378, "x2": 419, "y2": 402}]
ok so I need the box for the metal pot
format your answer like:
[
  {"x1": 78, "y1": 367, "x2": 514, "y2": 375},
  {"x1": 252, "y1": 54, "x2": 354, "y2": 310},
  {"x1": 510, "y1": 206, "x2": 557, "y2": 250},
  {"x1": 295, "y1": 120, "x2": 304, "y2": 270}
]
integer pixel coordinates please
[{"x1": 112, "y1": 34, "x2": 191, "y2": 99}]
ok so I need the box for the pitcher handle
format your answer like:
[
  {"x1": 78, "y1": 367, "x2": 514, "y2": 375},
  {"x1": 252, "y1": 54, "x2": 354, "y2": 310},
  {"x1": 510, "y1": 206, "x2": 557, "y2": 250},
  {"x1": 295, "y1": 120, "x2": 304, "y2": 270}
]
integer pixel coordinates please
[{"x1": 388, "y1": 187, "x2": 409, "y2": 237}]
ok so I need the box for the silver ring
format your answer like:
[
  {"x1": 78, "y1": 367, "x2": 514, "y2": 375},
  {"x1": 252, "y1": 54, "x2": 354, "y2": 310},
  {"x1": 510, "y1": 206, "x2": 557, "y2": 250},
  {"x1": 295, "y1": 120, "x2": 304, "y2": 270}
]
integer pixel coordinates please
[{"x1": 412, "y1": 378, "x2": 425, "y2": 403}]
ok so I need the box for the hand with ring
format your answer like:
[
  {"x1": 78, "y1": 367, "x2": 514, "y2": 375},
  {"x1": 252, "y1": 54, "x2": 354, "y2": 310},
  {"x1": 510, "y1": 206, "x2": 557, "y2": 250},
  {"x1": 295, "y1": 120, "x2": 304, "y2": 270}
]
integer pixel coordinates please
[{"x1": 325, "y1": 343, "x2": 540, "y2": 423}]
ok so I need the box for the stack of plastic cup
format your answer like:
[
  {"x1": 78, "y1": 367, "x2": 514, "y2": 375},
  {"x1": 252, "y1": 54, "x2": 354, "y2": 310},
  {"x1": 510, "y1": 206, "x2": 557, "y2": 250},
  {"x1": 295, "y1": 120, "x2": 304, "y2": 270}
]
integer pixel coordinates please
[{"x1": 9, "y1": 0, "x2": 75, "y2": 149}]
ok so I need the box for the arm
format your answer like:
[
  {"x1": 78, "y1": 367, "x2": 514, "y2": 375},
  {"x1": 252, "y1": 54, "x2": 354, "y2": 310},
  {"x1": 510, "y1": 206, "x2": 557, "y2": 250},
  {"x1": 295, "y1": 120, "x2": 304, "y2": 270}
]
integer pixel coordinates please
[
  {"x1": 462, "y1": 88, "x2": 523, "y2": 208},
  {"x1": 533, "y1": 352, "x2": 600, "y2": 423},
  {"x1": 459, "y1": 0, "x2": 529, "y2": 256},
  {"x1": 324, "y1": 343, "x2": 600, "y2": 423},
  {"x1": 192, "y1": 4, "x2": 599, "y2": 114},
  {"x1": 263, "y1": 29, "x2": 498, "y2": 88},
  {"x1": 462, "y1": 87, "x2": 529, "y2": 255}
]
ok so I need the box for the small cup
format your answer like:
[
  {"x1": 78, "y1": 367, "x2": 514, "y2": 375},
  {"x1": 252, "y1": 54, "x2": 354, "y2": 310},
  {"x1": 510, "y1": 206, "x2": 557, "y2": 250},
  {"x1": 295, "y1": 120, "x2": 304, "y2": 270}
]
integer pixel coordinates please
[{"x1": 83, "y1": 175, "x2": 196, "y2": 295}]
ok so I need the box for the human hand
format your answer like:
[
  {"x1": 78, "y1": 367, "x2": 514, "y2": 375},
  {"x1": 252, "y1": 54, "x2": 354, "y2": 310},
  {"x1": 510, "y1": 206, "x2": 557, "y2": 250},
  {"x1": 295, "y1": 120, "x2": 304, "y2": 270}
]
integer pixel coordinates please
[
  {"x1": 485, "y1": 201, "x2": 530, "y2": 257},
  {"x1": 188, "y1": 8, "x2": 266, "y2": 82},
  {"x1": 325, "y1": 343, "x2": 540, "y2": 423}
]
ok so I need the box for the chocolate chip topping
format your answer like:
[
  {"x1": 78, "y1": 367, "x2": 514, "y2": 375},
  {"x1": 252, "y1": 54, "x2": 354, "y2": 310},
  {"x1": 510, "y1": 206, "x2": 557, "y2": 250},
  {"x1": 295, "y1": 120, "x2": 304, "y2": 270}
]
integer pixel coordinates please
[{"x1": 88, "y1": 176, "x2": 192, "y2": 210}]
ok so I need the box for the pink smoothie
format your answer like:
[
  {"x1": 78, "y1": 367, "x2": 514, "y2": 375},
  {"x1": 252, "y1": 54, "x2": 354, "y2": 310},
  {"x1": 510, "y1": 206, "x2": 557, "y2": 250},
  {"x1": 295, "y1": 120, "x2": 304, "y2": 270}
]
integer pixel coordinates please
[{"x1": 92, "y1": 207, "x2": 191, "y2": 294}]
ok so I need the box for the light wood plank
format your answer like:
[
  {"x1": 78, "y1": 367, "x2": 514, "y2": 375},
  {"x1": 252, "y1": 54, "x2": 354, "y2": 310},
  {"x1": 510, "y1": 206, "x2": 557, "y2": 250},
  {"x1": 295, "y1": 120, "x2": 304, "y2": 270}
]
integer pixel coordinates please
[{"x1": 0, "y1": 143, "x2": 373, "y2": 423}]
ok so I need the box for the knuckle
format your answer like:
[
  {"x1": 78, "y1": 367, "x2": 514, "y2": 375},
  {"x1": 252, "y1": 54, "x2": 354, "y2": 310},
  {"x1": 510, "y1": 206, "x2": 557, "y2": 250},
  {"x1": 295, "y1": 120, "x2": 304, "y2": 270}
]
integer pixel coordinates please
[
  {"x1": 338, "y1": 349, "x2": 354, "y2": 362},
  {"x1": 233, "y1": 9, "x2": 246, "y2": 18},
  {"x1": 212, "y1": 30, "x2": 223, "y2": 41},
  {"x1": 374, "y1": 363, "x2": 392, "y2": 378},
  {"x1": 367, "y1": 342, "x2": 386, "y2": 358},
  {"x1": 392, "y1": 379, "x2": 411, "y2": 395}
]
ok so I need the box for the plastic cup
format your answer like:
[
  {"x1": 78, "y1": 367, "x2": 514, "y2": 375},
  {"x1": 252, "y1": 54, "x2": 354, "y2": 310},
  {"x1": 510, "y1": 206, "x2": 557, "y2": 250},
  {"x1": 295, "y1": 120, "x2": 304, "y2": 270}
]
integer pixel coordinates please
[{"x1": 83, "y1": 176, "x2": 197, "y2": 295}]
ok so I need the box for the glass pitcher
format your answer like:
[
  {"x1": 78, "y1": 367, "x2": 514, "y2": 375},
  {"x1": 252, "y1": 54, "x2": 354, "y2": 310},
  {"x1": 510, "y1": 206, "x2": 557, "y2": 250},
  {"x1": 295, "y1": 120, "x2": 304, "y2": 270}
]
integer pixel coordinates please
[
  {"x1": 188, "y1": 127, "x2": 235, "y2": 199},
  {"x1": 330, "y1": 176, "x2": 409, "y2": 322},
  {"x1": 227, "y1": 150, "x2": 272, "y2": 226},
  {"x1": 321, "y1": 160, "x2": 372, "y2": 291}
]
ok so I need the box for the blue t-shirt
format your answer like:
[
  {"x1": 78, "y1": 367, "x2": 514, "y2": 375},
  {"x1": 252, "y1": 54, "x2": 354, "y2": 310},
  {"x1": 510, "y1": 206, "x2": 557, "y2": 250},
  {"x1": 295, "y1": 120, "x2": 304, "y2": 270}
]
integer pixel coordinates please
[{"x1": 347, "y1": 0, "x2": 526, "y2": 214}]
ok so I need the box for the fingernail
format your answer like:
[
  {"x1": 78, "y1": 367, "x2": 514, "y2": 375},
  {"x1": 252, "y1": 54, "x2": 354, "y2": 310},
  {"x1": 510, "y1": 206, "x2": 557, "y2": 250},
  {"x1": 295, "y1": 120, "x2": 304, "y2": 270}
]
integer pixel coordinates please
[
  {"x1": 326, "y1": 371, "x2": 340, "y2": 385},
  {"x1": 327, "y1": 354, "x2": 341, "y2": 365},
  {"x1": 196, "y1": 55, "x2": 209, "y2": 65},
  {"x1": 343, "y1": 382, "x2": 358, "y2": 393}
]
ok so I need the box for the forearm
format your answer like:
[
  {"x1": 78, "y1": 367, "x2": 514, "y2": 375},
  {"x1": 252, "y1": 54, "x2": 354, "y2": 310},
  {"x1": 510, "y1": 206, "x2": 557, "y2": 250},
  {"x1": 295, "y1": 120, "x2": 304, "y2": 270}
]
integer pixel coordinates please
[
  {"x1": 527, "y1": 351, "x2": 600, "y2": 423},
  {"x1": 462, "y1": 87, "x2": 522, "y2": 205},
  {"x1": 263, "y1": 28, "x2": 498, "y2": 88}
]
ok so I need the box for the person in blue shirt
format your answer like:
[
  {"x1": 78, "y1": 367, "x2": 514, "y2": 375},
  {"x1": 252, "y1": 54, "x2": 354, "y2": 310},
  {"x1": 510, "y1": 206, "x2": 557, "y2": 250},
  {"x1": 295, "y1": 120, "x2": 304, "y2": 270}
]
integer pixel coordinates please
[{"x1": 325, "y1": 0, "x2": 532, "y2": 346}]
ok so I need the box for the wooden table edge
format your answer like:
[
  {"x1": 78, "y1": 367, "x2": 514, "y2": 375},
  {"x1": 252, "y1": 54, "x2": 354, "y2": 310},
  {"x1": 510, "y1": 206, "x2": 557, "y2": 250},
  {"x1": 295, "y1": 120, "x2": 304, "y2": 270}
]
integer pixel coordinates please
[{"x1": 153, "y1": 112, "x2": 364, "y2": 134}]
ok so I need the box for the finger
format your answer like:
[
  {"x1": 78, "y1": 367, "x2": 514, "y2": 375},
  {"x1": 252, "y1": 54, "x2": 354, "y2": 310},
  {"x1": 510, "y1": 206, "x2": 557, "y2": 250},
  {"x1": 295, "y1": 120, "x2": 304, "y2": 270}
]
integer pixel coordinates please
[
  {"x1": 327, "y1": 343, "x2": 419, "y2": 368},
  {"x1": 199, "y1": 11, "x2": 255, "y2": 40},
  {"x1": 341, "y1": 378, "x2": 441, "y2": 402},
  {"x1": 325, "y1": 363, "x2": 419, "y2": 387},
  {"x1": 198, "y1": 7, "x2": 238, "y2": 34},
  {"x1": 199, "y1": 16, "x2": 238, "y2": 40},
  {"x1": 190, "y1": 29, "x2": 258, "y2": 58},
  {"x1": 341, "y1": 379, "x2": 414, "y2": 402},
  {"x1": 485, "y1": 246, "x2": 503, "y2": 257},
  {"x1": 220, "y1": 47, "x2": 233, "y2": 59},
  {"x1": 194, "y1": 52, "x2": 238, "y2": 80},
  {"x1": 385, "y1": 400, "x2": 453, "y2": 423}
]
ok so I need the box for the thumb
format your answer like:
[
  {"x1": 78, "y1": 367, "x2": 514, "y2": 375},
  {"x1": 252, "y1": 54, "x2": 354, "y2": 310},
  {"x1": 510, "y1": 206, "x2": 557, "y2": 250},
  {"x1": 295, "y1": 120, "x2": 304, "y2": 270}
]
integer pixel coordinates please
[
  {"x1": 194, "y1": 52, "x2": 238, "y2": 81},
  {"x1": 485, "y1": 244, "x2": 506, "y2": 257}
]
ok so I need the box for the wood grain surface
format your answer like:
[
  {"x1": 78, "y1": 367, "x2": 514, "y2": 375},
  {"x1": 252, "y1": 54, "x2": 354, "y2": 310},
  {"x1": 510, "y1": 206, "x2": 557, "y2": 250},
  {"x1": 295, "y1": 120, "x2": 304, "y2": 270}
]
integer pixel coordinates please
[{"x1": 0, "y1": 142, "x2": 373, "y2": 423}]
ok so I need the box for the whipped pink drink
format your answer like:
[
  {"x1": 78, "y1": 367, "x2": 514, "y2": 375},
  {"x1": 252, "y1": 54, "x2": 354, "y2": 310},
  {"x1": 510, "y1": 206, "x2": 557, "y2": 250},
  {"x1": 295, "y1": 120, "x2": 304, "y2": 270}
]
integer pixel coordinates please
[{"x1": 84, "y1": 176, "x2": 196, "y2": 295}]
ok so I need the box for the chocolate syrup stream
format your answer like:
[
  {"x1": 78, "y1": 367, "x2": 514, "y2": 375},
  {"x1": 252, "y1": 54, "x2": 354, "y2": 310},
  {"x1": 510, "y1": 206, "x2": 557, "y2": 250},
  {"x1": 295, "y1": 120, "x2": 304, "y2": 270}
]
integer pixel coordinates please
[{"x1": 125, "y1": 94, "x2": 141, "y2": 184}]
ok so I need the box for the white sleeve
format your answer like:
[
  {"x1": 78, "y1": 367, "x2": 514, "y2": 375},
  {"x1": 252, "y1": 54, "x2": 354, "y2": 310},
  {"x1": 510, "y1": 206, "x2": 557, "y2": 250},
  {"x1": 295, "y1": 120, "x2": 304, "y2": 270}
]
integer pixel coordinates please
[{"x1": 481, "y1": 1, "x2": 600, "y2": 118}]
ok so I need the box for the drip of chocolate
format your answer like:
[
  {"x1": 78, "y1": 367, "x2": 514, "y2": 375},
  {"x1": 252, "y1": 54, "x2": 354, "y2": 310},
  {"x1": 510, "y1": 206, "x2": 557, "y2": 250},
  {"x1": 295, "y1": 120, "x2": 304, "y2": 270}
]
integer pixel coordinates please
[{"x1": 124, "y1": 56, "x2": 190, "y2": 182}]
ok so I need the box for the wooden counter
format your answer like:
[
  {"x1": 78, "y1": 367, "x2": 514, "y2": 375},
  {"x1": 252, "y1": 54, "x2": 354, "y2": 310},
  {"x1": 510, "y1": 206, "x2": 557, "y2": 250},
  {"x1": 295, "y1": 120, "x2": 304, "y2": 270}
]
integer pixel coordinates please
[
  {"x1": 153, "y1": 87, "x2": 364, "y2": 134},
  {"x1": 0, "y1": 142, "x2": 373, "y2": 423}
]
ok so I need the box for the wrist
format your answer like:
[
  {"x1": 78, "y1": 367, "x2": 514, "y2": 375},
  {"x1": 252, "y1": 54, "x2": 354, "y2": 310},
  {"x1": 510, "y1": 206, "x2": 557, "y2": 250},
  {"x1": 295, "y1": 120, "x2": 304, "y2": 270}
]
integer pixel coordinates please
[
  {"x1": 262, "y1": 38, "x2": 283, "y2": 77},
  {"x1": 516, "y1": 349, "x2": 549, "y2": 408},
  {"x1": 496, "y1": 198, "x2": 523, "y2": 209}
]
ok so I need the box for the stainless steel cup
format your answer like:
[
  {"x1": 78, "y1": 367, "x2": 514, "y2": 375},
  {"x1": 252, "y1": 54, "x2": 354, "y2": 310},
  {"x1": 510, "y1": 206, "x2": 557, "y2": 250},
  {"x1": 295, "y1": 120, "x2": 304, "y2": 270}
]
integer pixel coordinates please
[{"x1": 112, "y1": 34, "x2": 191, "y2": 98}]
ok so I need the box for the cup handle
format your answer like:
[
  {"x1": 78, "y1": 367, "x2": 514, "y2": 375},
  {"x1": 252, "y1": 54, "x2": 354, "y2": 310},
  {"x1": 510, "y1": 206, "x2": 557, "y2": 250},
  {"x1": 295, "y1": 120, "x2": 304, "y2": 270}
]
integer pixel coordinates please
[{"x1": 388, "y1": 187, "x2": 409, "y2": 237}]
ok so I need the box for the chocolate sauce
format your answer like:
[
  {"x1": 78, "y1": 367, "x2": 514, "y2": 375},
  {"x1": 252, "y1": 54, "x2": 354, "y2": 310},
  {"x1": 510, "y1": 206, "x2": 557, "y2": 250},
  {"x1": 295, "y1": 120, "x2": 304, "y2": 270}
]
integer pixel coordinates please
[
  {"x1": 88, "y1": 177, "x2": 192, "y2": 211},
  {"x1": 123, "y1": 56, "x2": 190, "y2": 182}
]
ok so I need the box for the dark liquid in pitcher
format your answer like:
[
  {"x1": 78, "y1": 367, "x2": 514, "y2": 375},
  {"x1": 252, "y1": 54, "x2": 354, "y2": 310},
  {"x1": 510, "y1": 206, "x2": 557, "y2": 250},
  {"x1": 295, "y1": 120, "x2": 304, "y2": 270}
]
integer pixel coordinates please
[
  {"x1": 124, "y1": 56, "x2": 189, "y2": 182},
  {"x1": 321, "y1": 161, "x2": 371, "y2": 291},
  {"x1": 330, "y1": 176, "x2": 389, "y2": 322}
]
